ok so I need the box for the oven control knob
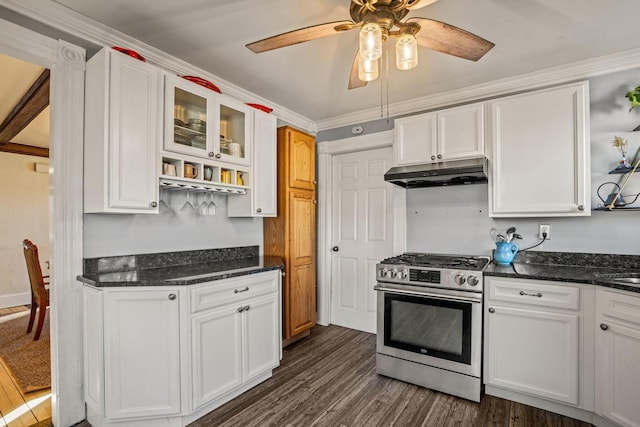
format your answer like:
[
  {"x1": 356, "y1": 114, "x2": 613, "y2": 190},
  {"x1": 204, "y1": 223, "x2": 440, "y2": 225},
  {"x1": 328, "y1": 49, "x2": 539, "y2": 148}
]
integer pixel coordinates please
[
  {"x1": 389, "y1": 269, "x2": 398, "y2": 278},
  {"x1": 467, "y1": 275, "x2": 479, "y2": 287},
  {"x1": 399, "y1": 269, "x2": 408, "y2": 280},
  {"x1": 378, "y1": 268, "x2": 388, "y2": 278},
  {"x1": 454, "y1": 274, "x2": 466, "y2": 285}
]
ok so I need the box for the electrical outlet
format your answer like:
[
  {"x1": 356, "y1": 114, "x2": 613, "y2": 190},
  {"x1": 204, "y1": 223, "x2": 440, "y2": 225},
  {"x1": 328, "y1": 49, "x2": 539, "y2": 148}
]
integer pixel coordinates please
[{"x1": 539, "y1": 224, "x2": 551, "y2": 240}]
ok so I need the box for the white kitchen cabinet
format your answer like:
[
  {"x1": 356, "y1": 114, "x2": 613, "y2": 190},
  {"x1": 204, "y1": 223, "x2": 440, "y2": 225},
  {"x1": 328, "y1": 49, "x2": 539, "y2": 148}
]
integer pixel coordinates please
[
  {"x1": 227, "y1": 110, "x2": 277, "y2": 217},
  {"x1": 83, "y1": 287, "x2": 184, "y2": 422},
  {"x1": 82, "y1": 269, "x2": 281, "y2": 427},
  {"x1": 488, "y1": 81, "x2": 590, "y2": 217},
  {"x1": 189, "y1": 271, "x2": 280, "y2": 411},
  {"x1": 191, "y1": 303, "x2": 243, "y2": 409},
  {"x1": 484, "y1": 277, "x2": 594, "y2": 412},
  {"x1": 164, "y1": 74, "x2": 252, "y2": 167},
  {"x1": 84, "y1": 47, "x2": 161, "y2": 213},
  {"x1": 595, "y1": 288, "x2": 640, "y2": 427},
  {"x1": 394, "y1": 102, "x2": 484, "y2": 166}
]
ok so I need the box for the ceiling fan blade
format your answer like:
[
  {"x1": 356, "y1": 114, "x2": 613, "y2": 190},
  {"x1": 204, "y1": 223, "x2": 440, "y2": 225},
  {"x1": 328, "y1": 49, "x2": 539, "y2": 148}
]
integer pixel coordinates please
[
  {"x1": 405, "y1": 0, "x2": 440, "y2": 10},
  {"x1": 348, "y1": 50, "x2": 368, "y2": 90},
  {"x1": 247, "y1": 21, "x2": 356, "y2": 53},
  {"x1": 407, "y1": 17, "x2": 494, "y2": 61}
]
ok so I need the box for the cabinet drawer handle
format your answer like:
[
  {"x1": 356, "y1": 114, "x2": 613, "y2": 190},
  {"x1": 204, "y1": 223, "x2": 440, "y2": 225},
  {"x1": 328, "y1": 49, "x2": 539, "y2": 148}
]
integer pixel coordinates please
[
  {"x1": 168, "y1": 293, "x2": 176, "y2": 301},
  {"x1": 243, "y1": 305, "x2": 250, "y2": 311},
  {"x1": 488, "y1": 307, "x2": 495, "y2": 313},
  {"x1": 519, "y1": 291, "x2": 543, "y2": 297},
  {"x1": 234, "y1": 287, "x2": 249, "y2": 294},
  {"x1": 600, "y1": 323, "x2": 609, "y2": 331},
  {"x1": 237, "y1": 306, "x2": 245, "y2": 313}
]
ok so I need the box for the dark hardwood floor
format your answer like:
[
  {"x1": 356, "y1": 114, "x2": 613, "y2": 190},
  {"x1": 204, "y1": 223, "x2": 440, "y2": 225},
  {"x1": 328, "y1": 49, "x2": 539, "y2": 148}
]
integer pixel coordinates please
[{"x1": 189, "y1": 325, "x2": 592, "y2": 427}]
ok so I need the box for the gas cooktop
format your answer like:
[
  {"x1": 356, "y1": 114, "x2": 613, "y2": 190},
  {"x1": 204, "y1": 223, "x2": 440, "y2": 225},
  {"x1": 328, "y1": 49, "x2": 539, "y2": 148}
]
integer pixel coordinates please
[{"x1": 380, "y1": 252, "x2": 490, "y2": 271}]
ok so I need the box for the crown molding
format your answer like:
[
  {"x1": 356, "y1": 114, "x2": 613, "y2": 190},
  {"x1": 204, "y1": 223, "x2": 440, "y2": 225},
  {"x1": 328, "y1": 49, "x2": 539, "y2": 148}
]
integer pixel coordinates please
[
  {"x1": 316, "y1": 46, "x2": 640, "y2": 131},
  {"x1": 0, "y1": 0, "x2": 316, "y2": 132}
]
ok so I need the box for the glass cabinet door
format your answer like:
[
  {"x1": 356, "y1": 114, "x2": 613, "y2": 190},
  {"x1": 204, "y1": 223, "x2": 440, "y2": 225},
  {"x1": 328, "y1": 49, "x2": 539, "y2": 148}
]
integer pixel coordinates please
[
  {"x1": 217, "y1": 96, "x2": 252, "y2": 166},
  {"x1": 164, "y1": 75, "x2": 217, "y2": 158}
]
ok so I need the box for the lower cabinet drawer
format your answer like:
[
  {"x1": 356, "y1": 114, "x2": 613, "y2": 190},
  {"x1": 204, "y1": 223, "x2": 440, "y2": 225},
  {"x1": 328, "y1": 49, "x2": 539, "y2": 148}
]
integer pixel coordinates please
[
  {"x1": 487, "y1": 277, "x2": 580, "y2": 310},
  {"x1": 191, "y1": 271, "x2": 278, "y2": 313},
  {"x1": 598, "y1": 288, "x2": 640, "y2": 327}
]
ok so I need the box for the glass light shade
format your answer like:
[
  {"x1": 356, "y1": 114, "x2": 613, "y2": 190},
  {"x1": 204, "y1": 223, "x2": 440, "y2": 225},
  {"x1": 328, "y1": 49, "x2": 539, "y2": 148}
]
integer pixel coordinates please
[
  {"x1": 358, "y1": 55, "x2": 379, "y2": 82},
  {"x1": 396, "y1": 34, "x2": 418, "y2": 70},
  {"x1": 359, "y1": 22, "x2": 383, "y2": 61}
]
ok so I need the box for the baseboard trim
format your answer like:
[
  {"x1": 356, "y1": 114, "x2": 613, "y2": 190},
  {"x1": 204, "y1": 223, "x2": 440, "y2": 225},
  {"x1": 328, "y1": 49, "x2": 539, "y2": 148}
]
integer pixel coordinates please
[{"x1": 0, "y1": 292, "x2": 30, "y2": 309}]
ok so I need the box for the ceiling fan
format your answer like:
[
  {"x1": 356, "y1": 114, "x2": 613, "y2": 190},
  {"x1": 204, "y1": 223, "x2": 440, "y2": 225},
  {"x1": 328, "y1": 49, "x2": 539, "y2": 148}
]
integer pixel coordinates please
[{"x1": 246, "y1": 0, "x2": 495, "y2": 90}]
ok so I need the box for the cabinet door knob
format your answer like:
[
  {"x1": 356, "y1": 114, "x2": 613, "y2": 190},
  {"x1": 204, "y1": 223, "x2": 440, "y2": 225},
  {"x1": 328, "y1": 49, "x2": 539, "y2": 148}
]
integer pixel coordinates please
[
  {"x1": 215, "y1": 153, "x2": 222, "y2": 159},
  {"x1": 168, "y1": 293, "x2": 176, "y2": 301},
  {"x1": 256, "y1": 208, "x2": 262, "y2": 213},
  {"x1": 437, "y1": 154, "x2": 443, "y2": 159},
  {"x1": 150, "y1": 201, "x2": 158, "y2": 208},
  {"x1": 237, "y1": 306, "x2": 245, "y2": 313},
  {"x1": 578, "y1": 205, "x2": 584, "y2": 211},
  {"x1": 600, "y1": 323, "x2": 609, "y2": 331},
  {"x1": 431, "y1": 155, "x2": 436, "y2": 160},
  {"x1": 332, "y1": 246, "x2": 339, "y2": 252},
  {"x1": 243, "y1": 305, "x2": 250, "y2": 311},
  {"x1": 488, "y1": 307, "x2": 495, "y2": 313},
  {"x1": 208, "y1": 152, "x2": 215, "y2": 157},
  {"x1": 234, "y1": 287, "x2": 249, "y2": 294}
]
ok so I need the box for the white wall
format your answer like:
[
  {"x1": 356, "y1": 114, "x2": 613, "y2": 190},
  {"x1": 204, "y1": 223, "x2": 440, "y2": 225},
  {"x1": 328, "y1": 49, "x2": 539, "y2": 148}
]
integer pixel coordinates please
[
  {"x1": 0, "y1": 152, "x2": 50, "y2": 308},
  {"x1": 406, "y1": 67, "x2": 640, "y2": 256},
  {"x1": 83, "y1": 191, "x2": 263, "y2": 258}
]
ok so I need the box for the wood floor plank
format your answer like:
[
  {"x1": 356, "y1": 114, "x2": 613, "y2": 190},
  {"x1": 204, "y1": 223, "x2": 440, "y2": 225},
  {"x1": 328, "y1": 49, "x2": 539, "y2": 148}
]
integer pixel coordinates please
[
  {"x1": 183, "y1": 325, "x2": 592, "y2": 427},
  {"x1": 0, "y1": 362, "x2": 38, "y2": 427}
]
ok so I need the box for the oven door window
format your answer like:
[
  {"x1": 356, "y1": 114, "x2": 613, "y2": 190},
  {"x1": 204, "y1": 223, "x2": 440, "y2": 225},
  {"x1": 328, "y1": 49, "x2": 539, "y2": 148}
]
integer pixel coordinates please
[{"x1": 383, "y1": 293, "x2": 472, "y2": 365}]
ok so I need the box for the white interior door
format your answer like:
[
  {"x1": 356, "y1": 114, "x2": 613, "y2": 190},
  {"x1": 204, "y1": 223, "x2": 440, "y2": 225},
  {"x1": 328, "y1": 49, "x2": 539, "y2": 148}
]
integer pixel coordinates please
[{"x1": 330, "y1": 147, "x2": 395, "y2": 333}]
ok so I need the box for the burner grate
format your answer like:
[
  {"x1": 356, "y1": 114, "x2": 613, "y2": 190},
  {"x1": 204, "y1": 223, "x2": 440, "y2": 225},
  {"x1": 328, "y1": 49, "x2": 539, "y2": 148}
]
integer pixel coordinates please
[{"x1": 382, "y1": 252, "x2": 489, "y2": 270}]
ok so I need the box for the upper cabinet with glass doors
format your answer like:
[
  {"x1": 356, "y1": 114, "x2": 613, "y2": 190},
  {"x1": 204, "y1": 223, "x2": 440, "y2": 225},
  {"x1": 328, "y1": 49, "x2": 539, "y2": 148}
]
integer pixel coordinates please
[{"x1": 164, "y1": 74, "x2": 252, "y2": 167}]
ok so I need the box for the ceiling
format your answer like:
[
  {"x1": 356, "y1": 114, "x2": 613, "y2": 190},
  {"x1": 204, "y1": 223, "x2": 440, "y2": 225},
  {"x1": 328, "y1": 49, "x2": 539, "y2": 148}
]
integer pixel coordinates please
[
  {"x1": 37, "y1": 0, "x2": 640, "y2": 124},
  {"x1": 0, "y1": 52, "x2": 49, "y2": 148}
]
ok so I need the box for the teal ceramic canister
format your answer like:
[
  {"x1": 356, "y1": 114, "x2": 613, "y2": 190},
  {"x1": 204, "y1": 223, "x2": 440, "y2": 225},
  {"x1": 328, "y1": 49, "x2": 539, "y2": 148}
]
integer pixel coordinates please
[{"x1": 494, "y1": 242, "x2": 518, "y2": 266}]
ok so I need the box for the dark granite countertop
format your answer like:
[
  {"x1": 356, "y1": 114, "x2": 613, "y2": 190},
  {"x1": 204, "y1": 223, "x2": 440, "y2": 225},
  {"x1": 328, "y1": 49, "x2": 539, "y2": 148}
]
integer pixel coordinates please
[
  {"x1": 484, "y1": 251, "x2": 640, "y2": 294},
  {"x1": 77, "y1": 246, "x2": 284, "y2": 287}
]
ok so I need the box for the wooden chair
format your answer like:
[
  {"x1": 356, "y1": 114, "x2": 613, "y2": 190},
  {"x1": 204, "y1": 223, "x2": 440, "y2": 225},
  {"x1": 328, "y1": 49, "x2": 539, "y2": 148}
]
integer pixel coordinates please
[{"x1": 23, "y1": 239, "x2": 50, "y2": 341}]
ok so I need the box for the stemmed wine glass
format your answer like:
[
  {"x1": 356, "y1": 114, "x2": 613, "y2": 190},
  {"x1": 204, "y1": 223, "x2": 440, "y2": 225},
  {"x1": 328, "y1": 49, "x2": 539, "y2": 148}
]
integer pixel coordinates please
[
  {"x1": 180, "y1": 188, "x2": 195, "y2": 212},
  {"x1": 158, "y1": 187, "x2": 176, "y2": 217},
  {"x1": 207, "y1": 193, "x2": 217, "y2": 216},
  {"x1": 198, "y1": 192, "x2": 209, "y2": 216}
]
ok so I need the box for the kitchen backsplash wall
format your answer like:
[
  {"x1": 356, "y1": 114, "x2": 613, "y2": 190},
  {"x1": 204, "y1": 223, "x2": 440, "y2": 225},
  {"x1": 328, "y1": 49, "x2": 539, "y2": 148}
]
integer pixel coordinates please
[
  {"x1": 83, "y1": 192, "x2": 263, "y2": 258},
  {"x1": 407, "y1": 67, "x2": 640, "y2": 255}
]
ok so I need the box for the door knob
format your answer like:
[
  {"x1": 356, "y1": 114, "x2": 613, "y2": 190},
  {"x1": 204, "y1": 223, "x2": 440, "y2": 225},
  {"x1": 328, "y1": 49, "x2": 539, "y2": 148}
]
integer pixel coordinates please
[{"x1": 332, "y1": 246, "x2": 339, "y2": 252}]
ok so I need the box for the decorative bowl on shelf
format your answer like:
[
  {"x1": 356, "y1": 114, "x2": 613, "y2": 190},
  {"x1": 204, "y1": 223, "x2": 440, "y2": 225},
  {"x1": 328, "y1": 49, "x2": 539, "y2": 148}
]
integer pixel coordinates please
[
  {"x1": 181, "y1": 76, "x2": 221, "y2": 93},
  {"x1": 112, "y1": 46, "x2": 146, "y2": 62},
  {"x1": 246, "y1": 103, "x2": 273, "y2": 113}
]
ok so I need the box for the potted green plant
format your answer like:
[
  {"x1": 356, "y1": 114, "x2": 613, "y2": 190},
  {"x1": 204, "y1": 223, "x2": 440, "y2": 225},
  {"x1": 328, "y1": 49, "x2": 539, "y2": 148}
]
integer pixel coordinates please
[{"x1": 626, "y1": 86, "x2": 640, "y2": 111}]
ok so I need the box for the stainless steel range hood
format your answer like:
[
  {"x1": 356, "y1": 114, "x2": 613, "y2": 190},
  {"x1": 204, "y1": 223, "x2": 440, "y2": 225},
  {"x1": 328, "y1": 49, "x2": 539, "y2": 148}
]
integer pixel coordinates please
[{"x1": 384, "y1": 158, "x2": 488, "y2": 188}]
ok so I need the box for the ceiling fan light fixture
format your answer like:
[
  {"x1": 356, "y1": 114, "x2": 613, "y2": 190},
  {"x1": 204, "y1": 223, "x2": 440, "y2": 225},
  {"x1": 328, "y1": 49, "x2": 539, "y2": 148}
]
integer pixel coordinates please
[
  {"x1": 358, "y1": 55, "x2": 379, "y2": 82},
  {"x1": 359, "y1": 22, "x2": 383, "y2": 61},
  {"x1": 396, "y1": 33, "x2": 418, "y2": 70}
]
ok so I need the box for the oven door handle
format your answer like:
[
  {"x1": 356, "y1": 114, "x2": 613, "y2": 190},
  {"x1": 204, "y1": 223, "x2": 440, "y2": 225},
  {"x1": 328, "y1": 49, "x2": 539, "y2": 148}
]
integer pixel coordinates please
[{"x1": 374, "y1": 285, "x2": 482, "y2": 304}]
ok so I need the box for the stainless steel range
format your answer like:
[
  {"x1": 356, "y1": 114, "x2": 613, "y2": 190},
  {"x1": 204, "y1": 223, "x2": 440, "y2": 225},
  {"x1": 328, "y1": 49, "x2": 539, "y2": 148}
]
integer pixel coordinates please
[{"x1": 374, "y1": 253, "x2": 490, "y2": 402}]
